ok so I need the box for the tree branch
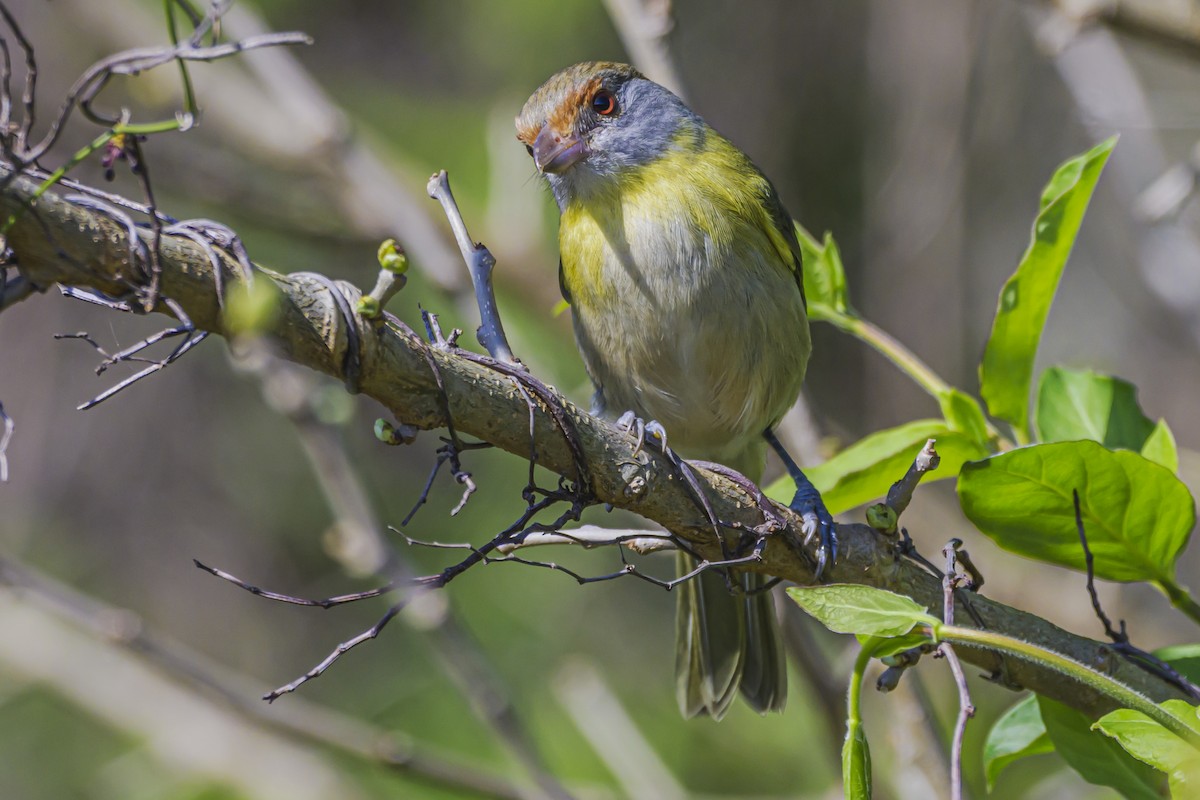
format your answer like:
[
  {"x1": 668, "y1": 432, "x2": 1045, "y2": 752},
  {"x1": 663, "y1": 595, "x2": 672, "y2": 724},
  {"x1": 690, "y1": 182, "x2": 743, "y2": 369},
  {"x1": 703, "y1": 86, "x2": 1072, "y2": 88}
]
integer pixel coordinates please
[{"x1": 2, "y1": 167, "x2": 1191, "y2": 719}]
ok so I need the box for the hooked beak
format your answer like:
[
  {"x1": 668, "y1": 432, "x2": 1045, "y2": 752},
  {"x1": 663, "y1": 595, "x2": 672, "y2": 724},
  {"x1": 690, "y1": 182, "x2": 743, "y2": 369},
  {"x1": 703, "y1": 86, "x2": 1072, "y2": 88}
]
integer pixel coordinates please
[{"x1": 532, "y1": 125, "x2": 588, "y2": 174}]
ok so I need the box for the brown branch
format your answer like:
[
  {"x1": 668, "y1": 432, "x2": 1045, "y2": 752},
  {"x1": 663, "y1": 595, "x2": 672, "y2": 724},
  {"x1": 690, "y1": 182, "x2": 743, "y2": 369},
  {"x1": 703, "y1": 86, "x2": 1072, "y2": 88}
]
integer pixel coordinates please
[{"x1": 2, "y1": 167, "x2": 1192, "y2": 719}]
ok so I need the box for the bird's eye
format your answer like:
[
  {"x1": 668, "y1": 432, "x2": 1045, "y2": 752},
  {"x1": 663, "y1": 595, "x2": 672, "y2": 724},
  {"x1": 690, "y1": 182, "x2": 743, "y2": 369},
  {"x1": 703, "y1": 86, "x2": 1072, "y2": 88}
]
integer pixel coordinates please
[
  {"x1": 591, "y1": 90, "x2": 617, "y2": 116},
  {"x1": 525, "y1": 143, "x2": 533, "y2": 156}
]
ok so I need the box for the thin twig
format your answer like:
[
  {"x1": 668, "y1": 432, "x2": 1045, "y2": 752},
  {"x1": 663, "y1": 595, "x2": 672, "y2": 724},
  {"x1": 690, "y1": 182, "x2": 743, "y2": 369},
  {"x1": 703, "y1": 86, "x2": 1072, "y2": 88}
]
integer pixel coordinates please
[
  {"x1": 8, "y1": 168, "x2": 1199, "y2": 716},
  {"x1": 426, "y1": 170, "x2": 517, "y2": 365},
  {"x1": 1073, "y1": 489, "x2": 1200, "y2": 699},
  {"x1": 1072, "y1": 489, "x2": 1119, "y2": 639},
  {"x1": 494, "y1": 525, "x2": 675, "y2": 555},
  {"x1": 210, "y1": 330, "x2": 582, "y2": 798},
  {"x1": 886, "y1": 438, "x2": 940, "y2": 519},
  {"x1": 23, "y1": 31, "x2": 311, "y2": 164},
  {"x1": 0, "y1": 2, "x2": 37, "y2": 154},
  {"x1": 0, "y1": 554, "x2": 533, "y2": 800},
  {"x1": 937, "y1": 541, "x2": 975, "y2": 800}
]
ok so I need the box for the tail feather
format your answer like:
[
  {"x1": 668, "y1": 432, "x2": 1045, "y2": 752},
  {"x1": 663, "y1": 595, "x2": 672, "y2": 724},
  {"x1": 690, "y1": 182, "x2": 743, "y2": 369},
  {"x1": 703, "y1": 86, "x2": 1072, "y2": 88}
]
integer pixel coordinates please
[
  {"x1": 675, "y1": 552, "x2": 787, "y2": 719},
  {"x1": 675, "y1": 551, "x2": 743, "y2": 719},
  {"x1": 737, "y1": 572, "x2": 788, "y2": 714}
]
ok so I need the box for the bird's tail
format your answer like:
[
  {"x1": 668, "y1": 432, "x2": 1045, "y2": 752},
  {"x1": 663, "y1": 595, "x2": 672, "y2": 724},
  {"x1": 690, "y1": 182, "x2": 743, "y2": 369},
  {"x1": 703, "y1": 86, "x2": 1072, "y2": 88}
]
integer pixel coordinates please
[{"x1": 675, "y1": 551, "x2": 787, "y2": 719}]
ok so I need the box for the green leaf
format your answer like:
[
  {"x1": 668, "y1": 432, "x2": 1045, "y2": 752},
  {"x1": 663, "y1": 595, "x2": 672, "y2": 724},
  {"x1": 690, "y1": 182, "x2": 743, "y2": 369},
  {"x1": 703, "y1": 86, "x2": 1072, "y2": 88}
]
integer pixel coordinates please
[
  {"x1": 797, "y1": 225, "x2": 850, "y2": 318},
  {"x1": 1038, "y1": 696, "x2": 1165, "y2": 800},
  {"x1": 842, "y1": 719, "x2": 872, "y2": 799},
  {"x1": 957, "y1": 441, "x2": 1195, "y2": 583},
  {"x1": 984, "y1": 695, "x2": 1054, "y2": 791},
  {"x1": 979, "y1": 137, "x2": 1117, "y2": 435},
  {"x1": 940, "y1": 387, "x2": 991, "y2": 446},
  {"x1": 765, "y1": 419, "x2": 989, "y2": 514},
  {"x1": 1143, "y1": 420, "x2": 1179, "y2": 473},
  {"x1": 786, "y1": 585, "x2": 938, "y2": 638},
  {"x1": 1035, "y1": 367, "x2": 1157, "y2": 449},
  {"x1": 1094, "y1": 703, "x2": 1200, "y2": 798},
  {"x1": 1157, "y1": 644, "x2": 1200, "y2": 686},
  {"x1": 856, "y1": 632, "x2": 930, "y2": 660}
]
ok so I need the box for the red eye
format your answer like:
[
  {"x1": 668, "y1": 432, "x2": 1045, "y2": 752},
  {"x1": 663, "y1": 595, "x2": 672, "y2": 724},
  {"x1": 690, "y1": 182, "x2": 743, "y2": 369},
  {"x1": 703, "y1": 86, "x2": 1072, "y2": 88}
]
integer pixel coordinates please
[{"x1": 592, "y1": 90, "x2": 617, "y2": 116}]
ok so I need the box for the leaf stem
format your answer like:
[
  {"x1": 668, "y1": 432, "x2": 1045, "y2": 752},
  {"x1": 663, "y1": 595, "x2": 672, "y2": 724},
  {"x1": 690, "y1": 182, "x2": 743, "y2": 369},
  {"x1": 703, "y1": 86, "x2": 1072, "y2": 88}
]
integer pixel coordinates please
[
  {"x1": 848, "y1": 639, "x2": 877, "y2": 729},
  {"x1": 1158, "y1": 580, "x2": 1200, "y2": 628},
  {"x1": 822, "y1": 312, "x2": 1007, "y2": 444},
  {"x1": 935, "y1": 624, "x2": 1200, "y2": 748},
  {"x1": 824, "y1": 314, "x2": 949, "y2": 398}
]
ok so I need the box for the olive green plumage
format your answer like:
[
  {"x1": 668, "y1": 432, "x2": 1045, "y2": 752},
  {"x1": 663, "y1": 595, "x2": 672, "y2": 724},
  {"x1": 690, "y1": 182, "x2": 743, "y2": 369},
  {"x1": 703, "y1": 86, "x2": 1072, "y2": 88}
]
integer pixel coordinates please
[{"x1": 518, "y1": 62, "x2": 810, "y2": 719}]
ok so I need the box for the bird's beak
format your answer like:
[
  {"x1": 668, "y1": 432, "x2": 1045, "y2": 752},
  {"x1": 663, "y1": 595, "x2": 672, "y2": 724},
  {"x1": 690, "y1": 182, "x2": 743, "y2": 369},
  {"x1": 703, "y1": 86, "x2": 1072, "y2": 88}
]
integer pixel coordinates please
[{"x1": 532, "y1": 125, "x2": 587, "y2": 174}]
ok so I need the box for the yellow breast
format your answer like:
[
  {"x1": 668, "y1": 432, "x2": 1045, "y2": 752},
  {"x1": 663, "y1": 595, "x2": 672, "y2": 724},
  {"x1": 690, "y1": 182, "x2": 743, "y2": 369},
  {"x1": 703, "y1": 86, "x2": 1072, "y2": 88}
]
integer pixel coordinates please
[{"x1": 557, "y1": 131, "x2": 795, "y2": 311}]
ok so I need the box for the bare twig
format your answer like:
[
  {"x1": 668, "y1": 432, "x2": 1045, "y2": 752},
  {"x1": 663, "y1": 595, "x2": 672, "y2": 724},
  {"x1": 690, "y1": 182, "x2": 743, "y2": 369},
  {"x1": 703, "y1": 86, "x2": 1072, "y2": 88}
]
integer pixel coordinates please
[
  {"x1": 1072, "y1": 490, "x2": 1200, "y2": 699},
  {"x1": 22, "y1": 31, "x2": 311, "y2": 165},
  {"x1": 194, "y1": 560, "x2": 396, "y2": 608},
  {"x1": 213, "y1": 328, "x2": 580, "y2": 798},
  {"x1": 426, "y1": 171, "x2": 517, "y2": 365},
  {"x1": 5, "y1": 170, "x2": 1197, "y2": 717},
  {"x1": 0, "y1": 2, "x2": 37, "y2": 153},
  {"x1": 55, "y1": 290, "x2": 208, "y2": 411},
  {"x1": 885, "y1": 439, "x2": 940, "y2": 519},
  {"x1": 1072, "y1": 489, "x2": 1119, "y2": 640},
  {"x1": 265, "y1": 603, "x2": 407, "y2": 702},
  {"x1": 0, "y1": 554, "x2": 535, "y2": 800},
  {"x1": 937, "y1": 541, "x2": 975, "y2": 800},
  {"x1": 494, "y1": 525, "x2": 675, "y2": 555}
]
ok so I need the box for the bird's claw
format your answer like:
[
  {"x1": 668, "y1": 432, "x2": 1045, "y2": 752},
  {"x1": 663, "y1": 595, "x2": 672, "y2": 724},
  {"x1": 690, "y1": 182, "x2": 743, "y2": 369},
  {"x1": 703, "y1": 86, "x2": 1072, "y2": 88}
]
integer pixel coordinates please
[
  {"x1": 791, "y1": 486, "x2": 837, "y2": 580},
  {"x1": 617, "y1": 411, "x2": 669, "y2": 458}
]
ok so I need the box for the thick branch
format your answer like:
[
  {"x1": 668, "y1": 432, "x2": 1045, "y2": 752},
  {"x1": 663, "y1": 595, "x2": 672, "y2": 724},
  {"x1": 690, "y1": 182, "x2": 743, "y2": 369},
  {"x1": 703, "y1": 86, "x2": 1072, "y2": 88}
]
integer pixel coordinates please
[{"x1": 2, "y1": 168, "x2": 1190, "y2": 718}]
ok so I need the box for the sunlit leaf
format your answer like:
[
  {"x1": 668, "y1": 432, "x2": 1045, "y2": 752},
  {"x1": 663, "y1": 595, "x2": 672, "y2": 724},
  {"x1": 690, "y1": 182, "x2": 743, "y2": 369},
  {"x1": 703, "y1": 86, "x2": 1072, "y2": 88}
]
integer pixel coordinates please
[
  {"x1": 939, "y1": 387, "x2": 991, "y2": 447},
  {"x1": 1039, "y1": 697, "x2": 1165, "y2": 800},
  {"x1": 1094, "y1": 703, "x2": 1200, "y2": 799},
  {"x1": 1035, "y1": 367, "x2": 1155, "y2": 449},
  {"x1": 958, "y1": 441, "x2": 1194, "y2": 583},
  {"x1": 979, "y1": 137, "x2": 1117, "y2": 435},
  {"x1": 786, "y1": 585, "x2": 938, "y2": 638},
  {"x1": 797, "y1": 225, "x2": 850, "y2": 318},
  {"x1": 1143, "y1": 420, "x2": 1179, "y2": 473}
]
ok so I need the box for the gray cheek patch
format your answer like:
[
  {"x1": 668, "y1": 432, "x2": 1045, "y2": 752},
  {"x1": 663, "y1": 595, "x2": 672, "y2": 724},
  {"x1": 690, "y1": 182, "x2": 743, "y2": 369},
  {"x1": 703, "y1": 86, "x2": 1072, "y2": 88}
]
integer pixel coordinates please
[{"x1": 585, "y1": 79, "x2": 696, "y2": 174}]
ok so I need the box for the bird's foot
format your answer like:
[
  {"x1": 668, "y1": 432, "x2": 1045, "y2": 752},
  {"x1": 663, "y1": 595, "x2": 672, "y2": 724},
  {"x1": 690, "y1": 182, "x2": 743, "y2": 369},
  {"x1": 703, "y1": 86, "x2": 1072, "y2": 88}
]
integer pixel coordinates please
[
  {"x1": 616, "y1": 410, "x2": 671, "y2": 459},
  {"x1": 616, "y1": 411, "x2": 724, "y2": 544},
  {"x1": 764, "y1": 428, "x2": 837, "y2": 579},
  {"x1": 789, "y1": 483, "x2": 837, "y2": 579}
]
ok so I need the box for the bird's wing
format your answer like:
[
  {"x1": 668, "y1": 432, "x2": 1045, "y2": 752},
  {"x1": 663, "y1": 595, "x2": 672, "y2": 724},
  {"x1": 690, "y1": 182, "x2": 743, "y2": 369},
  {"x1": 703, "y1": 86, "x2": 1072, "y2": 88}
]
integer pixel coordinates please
[
  {"x1": 558, "y1": 257, "x2": 573, "y2": 305},
  {"x1": 758, "y1": 177, "x2": 807, "y2": 308}
]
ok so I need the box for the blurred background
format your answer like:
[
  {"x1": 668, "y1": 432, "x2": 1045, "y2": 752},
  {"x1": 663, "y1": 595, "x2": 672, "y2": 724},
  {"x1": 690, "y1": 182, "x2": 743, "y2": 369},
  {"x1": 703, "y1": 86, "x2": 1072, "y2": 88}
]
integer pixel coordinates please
[{"x1": 2, "y1": 0, "x2": 1200, "y2": 797}]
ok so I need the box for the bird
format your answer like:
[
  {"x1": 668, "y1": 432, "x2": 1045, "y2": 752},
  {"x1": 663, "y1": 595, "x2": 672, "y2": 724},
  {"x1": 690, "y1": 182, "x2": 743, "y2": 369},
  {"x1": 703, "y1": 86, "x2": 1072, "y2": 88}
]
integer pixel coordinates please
[{"x1": 516, "y1": 61, "x2": 833, "y2": 720}]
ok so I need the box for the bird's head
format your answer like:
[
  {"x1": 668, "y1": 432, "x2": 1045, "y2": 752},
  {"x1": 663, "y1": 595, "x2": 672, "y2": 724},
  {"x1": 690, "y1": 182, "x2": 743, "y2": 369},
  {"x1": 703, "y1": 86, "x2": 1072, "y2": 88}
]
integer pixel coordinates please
[{"x1": 516, "y1": 62, "x2": 698, "y2": 205}]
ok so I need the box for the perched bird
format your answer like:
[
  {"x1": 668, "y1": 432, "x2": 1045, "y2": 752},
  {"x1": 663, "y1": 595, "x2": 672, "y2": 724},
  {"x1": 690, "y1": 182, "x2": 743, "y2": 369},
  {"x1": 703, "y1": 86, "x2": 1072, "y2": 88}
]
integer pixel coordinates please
[{"x1": 517, "y1": 62, "x2": 832, "y2": 719}]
